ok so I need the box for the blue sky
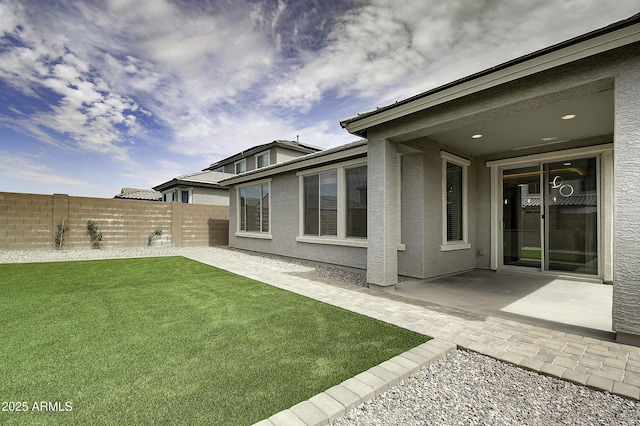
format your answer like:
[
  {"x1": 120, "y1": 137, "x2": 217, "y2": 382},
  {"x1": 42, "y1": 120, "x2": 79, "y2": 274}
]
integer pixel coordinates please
[{"x1": 0, "y1": 0, "x2": 637, "y2": 198}]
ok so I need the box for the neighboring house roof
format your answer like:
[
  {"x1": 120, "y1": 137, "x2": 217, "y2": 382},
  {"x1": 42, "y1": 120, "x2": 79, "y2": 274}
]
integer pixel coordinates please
[
  {"x1": 153, "y1": 170, "x2": 235, "y2": 192},
  {"x1": 204, "y1": 140, "x2": 322, "y2": 171},
  {"x1": 521, "y1": 194, "x2": 598, "y2": 208},
  {"x1": 220, "y1": 139, "x2": 367, "y2": 186},
  {"x1": 114, "y1": 188, "x2": 162, "y2": 201},
  {"x1": 340, "y1": 12, "x2": 640, "y2": 137}
]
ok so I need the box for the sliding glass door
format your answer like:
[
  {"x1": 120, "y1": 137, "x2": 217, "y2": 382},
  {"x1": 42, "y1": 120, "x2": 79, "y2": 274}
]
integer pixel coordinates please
[
  {"x1": 544, "y1": 158, "x2": 599, "y2": 275},
  {"x1": 502, "y1": 157, "x2": 599, "y2": 276},
  {"x1": 503, "y1": 166, "x2": 542, "y2": 268}
]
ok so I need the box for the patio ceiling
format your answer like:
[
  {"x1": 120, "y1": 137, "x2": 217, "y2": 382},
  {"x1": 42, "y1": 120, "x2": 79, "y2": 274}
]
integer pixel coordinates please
[{"x1": 408, "y1": 89, "x2": 614, "y2": 158}]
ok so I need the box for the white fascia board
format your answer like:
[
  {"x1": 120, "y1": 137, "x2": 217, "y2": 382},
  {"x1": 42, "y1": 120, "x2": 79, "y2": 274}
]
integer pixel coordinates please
[
  {"x1": 344, "y1": 24, "x2": 640, "y2": 135},
  {"x1": 220, "y1": 144, "x2": 367, "y2": 186}
]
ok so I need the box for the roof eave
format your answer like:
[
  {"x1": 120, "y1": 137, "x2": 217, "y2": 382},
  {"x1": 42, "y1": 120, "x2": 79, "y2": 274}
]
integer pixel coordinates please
[
  {"x1": 153, "y1": 179, "x2": 227, "y2": 191},
  {"x1": 340, "y1": 14, "x2": 640, "y2": 135},
  {"x1": 220, "y1": 141, "x2": 368, "y2": 186},
  {"x1": 205, "y1": 140, "x2": 321, "y2": 170}
]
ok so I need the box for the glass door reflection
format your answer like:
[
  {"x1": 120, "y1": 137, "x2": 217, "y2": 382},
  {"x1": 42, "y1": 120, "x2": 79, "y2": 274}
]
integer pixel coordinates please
[
  {"x1": 502, "y1": 166, "x2": 542, "y2": 269},
  {"x1": 544, "y1": 158, "x2": 598, "y2": 275}
]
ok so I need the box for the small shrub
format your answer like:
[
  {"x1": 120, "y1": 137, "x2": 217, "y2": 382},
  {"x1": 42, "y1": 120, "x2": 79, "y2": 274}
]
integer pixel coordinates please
[
  {"x1": 86, "y1": 219, "x2": 103, "y2": 248},
  {"x1": 54, "y1": 219, "x2": 66, "y2": 250},
  {"x1": 148, "y1": 229, "x2": 163, "y2": 246}
]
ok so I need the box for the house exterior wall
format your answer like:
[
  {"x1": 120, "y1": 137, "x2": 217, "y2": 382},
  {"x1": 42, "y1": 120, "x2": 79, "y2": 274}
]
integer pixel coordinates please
[
  {"x1": 229, "y1": 169, "x2": 367, "y2": 269},
  {"x1": 394, "y1": 140, "x2": 477, "y2": 279},
  {"x1": 191, "y1": 187, "x2": 229, "y2": 206},
  {"x1": 612, "y1": 54, "x2": 640, "y2": 345},
  {"x1": 0, "y1": 192, "x2": 229, "y2": 250},
  {"x1": 423, "y1": 143, "x2": 477, "y2": 278},
  {"x1": 359, "y1": 43, "x2": 640, "y2": 343},
  {"x1": 275, "y1": 146, "x2": 309, "y2": 164},
  {"x1": 398, "y1": 152, "x2": 425, "y2": 277}
]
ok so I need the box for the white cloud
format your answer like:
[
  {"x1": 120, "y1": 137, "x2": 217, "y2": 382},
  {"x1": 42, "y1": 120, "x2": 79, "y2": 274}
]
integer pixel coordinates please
[
  {"x1": 164, "y1": 108, "x2": 354, "y2": 160},
  {"x1": 0, "y1": 1, "x2": 144, "y2": 164},
  {"x1": 1, "y1": 0, "x2": 638, "y2": 180},
  {"x1": 260, "y1": 0, "x2": 640, "y2": 111},
  {"x1": 0, "y1": 151, "x2": 94, "y2": 188}
]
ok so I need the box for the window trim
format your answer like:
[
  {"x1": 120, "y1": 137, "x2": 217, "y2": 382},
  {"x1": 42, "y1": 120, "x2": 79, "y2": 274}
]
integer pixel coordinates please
[
  {"x1": 180, "y1": 188, "x2": 192, "y2": 204},
  {"x1": 255, "y1": 150, "x2": 270, "y2": 169},
  {"x1": 234, "y1": 159, "x2": 247, "y2": 174},
  {"x1": 440, "y1": 151, "x2": 471, "y2": 251},
  {"x1": 296, "y1": 159, "x2": 367, "y2": 247},
  {"x1": 235, "y1": 178, "x2": 272, "y2": 240}
]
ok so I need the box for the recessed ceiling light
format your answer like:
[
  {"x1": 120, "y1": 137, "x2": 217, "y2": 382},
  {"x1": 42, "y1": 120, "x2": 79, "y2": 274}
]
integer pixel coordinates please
[
  {"x1": 564, "y1": 162, "x2": 572, "y2": 166},
  {"x1": 472, "y1": 134, "x2": 483, "y2": 139},
  {"x1": 541, "y1": 137, "x2": 557, "y2": 142},
  {"x1": 562, "y1": 114, "x2": 576, "y2": 120}
]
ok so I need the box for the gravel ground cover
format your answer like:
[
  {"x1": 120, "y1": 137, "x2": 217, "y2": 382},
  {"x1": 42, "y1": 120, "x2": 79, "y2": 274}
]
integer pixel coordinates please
[
  {"x1": 0, "y1": 247, "x2": 369, "y2": 286},
  {"x1": 332, "y1": 350, "x2": 640, "y2": 426}
]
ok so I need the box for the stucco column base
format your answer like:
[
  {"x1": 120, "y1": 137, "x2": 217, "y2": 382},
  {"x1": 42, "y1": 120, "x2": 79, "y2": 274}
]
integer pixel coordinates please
[
  {"x1": 616, "y1": 332, "x2": 640, "y2": 348},
  {"x1": 368, "y1": 282, "x2": 396, "y2": 291}
]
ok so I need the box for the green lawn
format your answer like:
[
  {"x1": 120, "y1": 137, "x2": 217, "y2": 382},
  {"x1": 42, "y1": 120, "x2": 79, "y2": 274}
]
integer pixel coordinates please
[{"x1": 0, "y1": 257, "x2": 427, "y2": 425}]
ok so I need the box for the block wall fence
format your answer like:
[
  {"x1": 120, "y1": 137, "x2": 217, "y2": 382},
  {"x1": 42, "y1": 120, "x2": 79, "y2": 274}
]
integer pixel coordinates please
[{"x1": 0, "y1": 192, "x2": 229, "y2": 250}]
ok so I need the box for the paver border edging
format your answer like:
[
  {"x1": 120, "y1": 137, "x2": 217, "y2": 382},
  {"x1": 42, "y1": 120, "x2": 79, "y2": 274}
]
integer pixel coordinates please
[{"x1": 253, "y1": 339, "x2": 457, "y2": 426}]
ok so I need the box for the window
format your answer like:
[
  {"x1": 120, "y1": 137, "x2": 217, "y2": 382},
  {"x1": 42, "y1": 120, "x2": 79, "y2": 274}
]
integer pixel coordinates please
[
  {"x1": 255, "y1": 151, "x2": 270, "y2": 169},
  {"x1": 346, "y1": 165, "x2": 367, "y2": 237},
  {"x1": 214, "y1": 167, "x2": 224, "y2": 173},
  {"x1": 446, "y1": 162, "x2": 463, "y2": 241},
  {"x1": 181, "y1": 190, "x2": 190, "y2": 203},
  {"x1": 235, "y1": 159, "x2": 246, "y2": 174},
  {"x1": 164, "y1": 192, "x2": 174, "y2": 202},
  {"x1": 441, "y1": 151, "x2": 470, "y2": 250},
  {"x1": 304, "y1": 171, "x2": 337, "y2": 236},
  {"x1": 238, "y1": 182, "x2": 269, "y2": 234},
  {"x1": 297, "y1": 161, "x2": 367, "y2": 247}
]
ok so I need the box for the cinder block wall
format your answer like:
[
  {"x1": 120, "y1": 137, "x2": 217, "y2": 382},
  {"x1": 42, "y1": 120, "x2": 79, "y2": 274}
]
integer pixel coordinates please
[
  {"x1": 0, "y1": 192, "x2": 229, "y2": 250},
  {"x1": 178, "y1": 203, "x2": 229, "y2": 247},
  {"x1": 65, "y1": 195, "x2": 174, "y2": 249},
  {"x1": 0, "y1": 192, "x2": 54, "y2": 250}
]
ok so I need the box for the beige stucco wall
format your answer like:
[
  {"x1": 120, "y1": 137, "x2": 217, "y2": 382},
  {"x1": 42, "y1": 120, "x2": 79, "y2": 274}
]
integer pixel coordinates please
[{"x1": 191, "y1": 187, "x2": 229, "y2": 206}]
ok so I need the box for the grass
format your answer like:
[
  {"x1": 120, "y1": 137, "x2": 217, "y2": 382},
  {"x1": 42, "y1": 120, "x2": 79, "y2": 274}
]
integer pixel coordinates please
[{"x1": 0, "y1": 257, "x2": 427, "y2": 425}]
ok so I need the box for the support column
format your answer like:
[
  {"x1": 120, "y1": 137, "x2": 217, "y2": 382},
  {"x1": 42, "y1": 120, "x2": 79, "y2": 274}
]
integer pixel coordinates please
[
  {"x1": 171, "y1": 202, "x2": 184, "y2": 247},
  {"x1": 367, "y1": 137, "x2": 400, "y2": 288},
  {"x1": 613, "y1": 65, "x2": 640, "y2": 346}
]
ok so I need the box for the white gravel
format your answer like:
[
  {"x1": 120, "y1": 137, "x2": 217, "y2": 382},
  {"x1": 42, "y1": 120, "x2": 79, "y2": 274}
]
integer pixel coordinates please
[
  {"x1": 3, "y1": 247, "x2": 639, "y2": 425},
  {"x1": 0, "y1": 246, "x2": 368, "y2": 286},
  {"x1": 332, "y1": 350, "x2": 640, "y2": 426}
]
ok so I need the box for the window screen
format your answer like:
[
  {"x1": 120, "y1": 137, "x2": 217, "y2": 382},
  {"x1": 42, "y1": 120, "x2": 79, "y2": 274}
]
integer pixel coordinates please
[
  {"x1": 446, "y1": 162, "x2": 463, "y2": 241},
  {"x1": 346, "y1": 166, "x2": 367, "y2": 237}
]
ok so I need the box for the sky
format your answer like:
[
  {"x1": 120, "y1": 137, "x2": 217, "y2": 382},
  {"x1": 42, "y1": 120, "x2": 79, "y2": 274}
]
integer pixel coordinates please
[{"x1": 0, "y1": 1, "x2": 637, "y2": 198}]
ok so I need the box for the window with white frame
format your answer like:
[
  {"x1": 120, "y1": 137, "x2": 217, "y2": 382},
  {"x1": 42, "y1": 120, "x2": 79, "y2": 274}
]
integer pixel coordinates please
[
  {"x1": 345, "y1": 165, "x2": 367, "y2": 237},
  {"x1": 304, "y1": 170, "x2": 338, "y2": 236},
  {"x1": 234, "y1": 159, "x2": 246, "y2": 174},
  {"x1": 238, "y1": 182, "x2": 270, "y2": 233},
  {"x1": 255, "y1": 151, "x2": 270, "y2": 169},
  {"x1": 441, "y1": 151, "x2": 470, "y2": 250},
  {"x1": 180, "y1": 189, "x2": 191, "y2": 203},
  {"x1": 298, "y1": 161, "x2": 367, "y2": 246}
]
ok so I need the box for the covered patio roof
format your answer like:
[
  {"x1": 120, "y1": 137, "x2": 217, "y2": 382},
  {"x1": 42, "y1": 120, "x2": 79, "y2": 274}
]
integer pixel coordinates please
[{"x1": 340, "y1": 13, "x2": 640, "y2": 158}]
